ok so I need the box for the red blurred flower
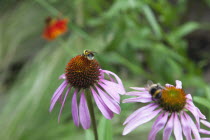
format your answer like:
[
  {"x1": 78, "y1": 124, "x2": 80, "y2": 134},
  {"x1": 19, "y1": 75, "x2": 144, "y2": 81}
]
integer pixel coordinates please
[{"x1": 42, "y1": 17, "x2": 68, "y2": 40}]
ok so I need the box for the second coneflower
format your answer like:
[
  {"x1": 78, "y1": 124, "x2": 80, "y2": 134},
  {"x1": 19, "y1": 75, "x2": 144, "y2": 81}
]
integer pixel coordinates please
[
  {"x1": 50, "y1": 50, "x2": 125, "y2": 130},
  {"x1": 43, "y1": 17, "x2": 68, "y2": 40},
  {"x1": 123, "y1": 80, "x2": 210, "y2": 140}
]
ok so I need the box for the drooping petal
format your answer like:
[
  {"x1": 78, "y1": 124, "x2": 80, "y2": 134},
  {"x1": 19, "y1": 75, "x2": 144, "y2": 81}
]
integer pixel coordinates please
[
  {"x1": 148, "y1": 112, "x2": 169, "y2": 140},
  {"x1": 100, "y1": 79, "x2": 125, "y2": 95},
  {"x1": 90, "y1": 87, "x2": 113, "y2": 119},
  {"x1": 197, "y1": 108, "x2": 206, "y2": 120},
  {"x1": 72, "y1": 89, "x2": 79, "y2": 127},
  {"x1": 174, "y1": 113, "x2": 183, "y2": 140},
  {"x1": 50, "y1": 80, "x2": 68, "y2": 112},
  {"x1": 58, "y1": 87, "x2": 71, "y2": 122},
  {"x1": 185, "y1": 103, "x2": 200, "y2": 128},
  {"x1": 129, "y1": 87, "x2": 147, "y2": 91},
  {"x1": 125, "y1": 91, "x2": 151, "y2": 97},
  {"x1": 96, "y1": 86, "x2": 120, "y2": 114},
  {"x1": 51, "y1": 80, "x2": 68, "y2": 101},
  {"x1": 180, "y1": 111, "x2": 192, "y2": 140},
  {"x1": 201, "y1": 120, "x2": 210, "y2": 128},
  {"x1": 59, "y1": 74, "x2": 66, "y2": 79},
  {"x1": 184, "y1": 112, "x2": 201, "y2": 140},
  {"x1": 122, "y1": 96, "x2": 152, "y2": 103},
  {"x1": 123, "y1": 109, "x2": 161, "y2": 135},
  {"x1": 175, "y1": 80, "x2": 182, "y2": 89},
  {"x1": 79, "y1": 91, "x2": 91, "y2": 129},
  {"x1": 123, "y1": 103, "x2": 157, "y2": 125},
  {"x1": 98, "y1": 82, "x2": 120, "y2": 103},
  {"x1": 199, "y1": 129, "x2": 210, "y2": 135},
  {"x1": 163, "y1": 113, "x2": 174, "y2": 140},
  {"x1": 186, "y1": 94, "x2": 192, "y2": 100}
]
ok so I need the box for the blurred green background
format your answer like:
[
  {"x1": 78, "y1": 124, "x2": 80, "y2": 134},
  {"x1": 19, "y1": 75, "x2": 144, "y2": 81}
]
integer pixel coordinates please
[{"x1": 1, "y1": 0, "x2": 210, "y2": 139}]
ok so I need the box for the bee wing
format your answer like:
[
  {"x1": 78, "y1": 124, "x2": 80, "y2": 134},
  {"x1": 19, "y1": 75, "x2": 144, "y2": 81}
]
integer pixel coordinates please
[{"x1": 147, "y1": 80, "x2": 154, "y2": 87}]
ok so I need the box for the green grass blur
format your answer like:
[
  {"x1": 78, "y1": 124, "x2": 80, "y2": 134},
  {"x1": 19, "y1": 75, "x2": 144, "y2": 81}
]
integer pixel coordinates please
[{"x1": 0, "y1": 0, "x2": 210, "y2": 140}]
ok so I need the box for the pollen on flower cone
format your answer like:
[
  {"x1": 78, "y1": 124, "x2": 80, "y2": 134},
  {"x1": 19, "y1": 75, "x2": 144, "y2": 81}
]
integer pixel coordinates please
[{"x1": 65, "y1": 55, "x2": 100, "y2": 89}]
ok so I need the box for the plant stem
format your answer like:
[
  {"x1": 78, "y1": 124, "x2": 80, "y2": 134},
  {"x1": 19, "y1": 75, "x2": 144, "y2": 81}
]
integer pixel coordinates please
[{"x1": 85, "y1": 90, "x2": 98, "y2": 140}]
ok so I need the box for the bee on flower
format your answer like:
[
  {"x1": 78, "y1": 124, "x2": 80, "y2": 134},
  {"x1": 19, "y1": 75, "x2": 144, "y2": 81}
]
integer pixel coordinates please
[
  {"x1": 42, "y1": 16, "x2": 68, "y2": 40},
  {"x1": 50, "y1": 50, "x2": 125, "y2": 129},
  {"x1": 123, "y1": 80, "x2": 210, "y2": 140}
]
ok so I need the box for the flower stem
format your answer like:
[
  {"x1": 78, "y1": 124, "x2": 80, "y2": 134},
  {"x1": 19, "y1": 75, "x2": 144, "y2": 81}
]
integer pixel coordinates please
[{"x1": 85, "y1": 90, "x2": 98, "y2": 140}]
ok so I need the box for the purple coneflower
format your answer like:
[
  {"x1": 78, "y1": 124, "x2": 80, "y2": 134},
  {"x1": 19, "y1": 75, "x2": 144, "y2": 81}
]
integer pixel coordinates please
[
  {"x1": 50, "y1": 50, "x2": 125, "y2": 129},
  {"x1": 123, "y1": 80, "x2": 210, "y2": 140}
]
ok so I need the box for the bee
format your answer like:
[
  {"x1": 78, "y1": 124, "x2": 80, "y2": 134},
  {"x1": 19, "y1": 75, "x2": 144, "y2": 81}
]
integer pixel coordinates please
[
  {"x1": 83, "y1": 50, "x2": 96, "y2": 60},
  {"x1": 147, "y1": 81, "x2": 165, "y2": 101}
]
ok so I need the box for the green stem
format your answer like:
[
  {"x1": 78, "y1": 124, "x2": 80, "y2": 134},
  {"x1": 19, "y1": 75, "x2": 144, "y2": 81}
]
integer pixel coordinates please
[{"x1": 85, "y1": 90, "x2": 98, "y2": 140}]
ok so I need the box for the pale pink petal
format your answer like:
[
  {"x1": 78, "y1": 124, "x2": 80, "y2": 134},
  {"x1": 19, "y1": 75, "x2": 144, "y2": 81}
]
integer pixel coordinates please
[
  {"x1": 125, "y1": 91, "x2": 151, "y2": 97},
  {"x1": 185, "y1": 103, "x2": 200, "y2": 128},
  {"x1": 96, "y1": 86, "x2": 120, "y2": 114},
  {"x1": 50, "y1": 81, "x2": 68, "y2": 112},
  {"x1": 90, "y1": 87, "x2": 113, "y2": 119},
  {"x1": 175, "y1": 80, "x2": 182, "y2": 89},
  {"x1": 186, "y1": 94, "x2": 192, "y2": 100},
  {"x1": 199, "y1": 129, "x2": 210, "y2": 135},
  {"x1": 100, "y1": 79, "x2": 125, "y2": 95},
  {"x1": 101, "y1": 70, "x2": 125, "y2": 94},
  {"x1": 184, "y1": 112, "x2": 201, "y2": 140},
  {"x1": 72, "y1": 89, "x2": 79, "y2": 127},
  {"x1": 201, "y1": 120, "x2": 210, "y2": 128},
  {"x1": 59, "y1": 74, "x2": 66, "y2": 79},
  {"x1": 174, "y1": 113, "x2": 183, "y2": 140},
  {"x1": 123, "y1": 96, "x2": 152, "y2": 103},
  {"x1": 123, "y1": 109, "x2": 161, "y2": 135},
  {"x1": 58, "y1": 87, "x2": 71, "y2": 122},
  {"x1": 180, "y1": 111, "x2": 192, "y2": 140},
  {"x1": 98, "y1": 82, "x2": 120, "y2": 103},
  {"x1": 148, "y1": 112, "x2": 169, "y2": 140},
  {"x1": 123, "y1": 103, "x2": 156, "y2": 125},
  {"x1": 165, "y1": 84, "x2": 174, "y2": 87},
  {"x1": 130, "y1": 87, "x2": 147, "y2": 91},
  {"x1": 197, "y1": 109, "x2": 206, "y2": 120},
  {"x1": 79, "y1": 91, "x2": 91, "y2": 129},
  {"x1": 51, "y1": 80, "x2": 68, "y2": 101},
  {"x1": 163, "y1": 113, "x2": 174, "y2": 140}
]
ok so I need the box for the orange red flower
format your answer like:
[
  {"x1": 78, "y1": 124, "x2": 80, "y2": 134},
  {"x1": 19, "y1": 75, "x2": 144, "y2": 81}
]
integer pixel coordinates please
[{"x1": 42, "y1": 17, "x2": 68, "y2": 40}]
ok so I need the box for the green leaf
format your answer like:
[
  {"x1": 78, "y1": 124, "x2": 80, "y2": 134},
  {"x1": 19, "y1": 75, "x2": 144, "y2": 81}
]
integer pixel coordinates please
[{"x1": 194, "y1": 96, "x2": 210, "y2": 109}]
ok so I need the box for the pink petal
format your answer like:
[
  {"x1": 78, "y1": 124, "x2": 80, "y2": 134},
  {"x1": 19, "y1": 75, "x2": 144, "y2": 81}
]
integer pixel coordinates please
[
  {"x1": 96, "y1": 86, "x2": 120, "y2": 114},
  {"x1": 50, "y1": 80, "x2": 68, "y2": 112},
  {"x1": 180, "y1": 111, "x2": 192, "y2": 140},
  {"x1": 123, "y1": 103, "x2": 157, "y2": 125},
  {"x1": 165, "y1": 84, "x2": 174, "y2": 87},
  {"x1": 174, "y1": 113, "x2": 183, "y2": 140},
  {"x1": 51, "y1": 80, "x2": 68, "y2": 101},
  {"x1": 79, "y1": 91, "x2": 91, "y2": 129},
  {"x1": 184, "y1": 112, "x2": 201, "y2": 140},
  {"x1": 123, "y1": 109, "x2": 161, "y2": 135},
  {"x1": 197, "y1": 108, "x2": 206, "y2": 120},
  {"x1": 72, "y1": 89, "x2": 79, "y2": 127},
  {"x1": 90, "y1": 87, "x2": 113, "y2": 119},
  {"x1": 123, "y1": 96, "x2": 152, "y2": 103},
  {"x1": 100, "y1": 79, "x2": 125, "y2": 95},
  {"x1": 148, "y1": 112, "x2": 169, "y2": 140},
  {"x1": 199, "y1": 129, "x2": 210, "y2": 135},
  {"x1": 125, "y1": 91, "x2": 151, "y2": 97},
  {"x1": 98, "y1": 82, "x2": 120, "y2": 103},
  {"x1": 58, "y1": 87, "x2": 71, "y2": 123},
  {"x1": 163, "y1": 113, "x2": 174, "y2": 140},
  {"x1": 130, "y1": 87, "x2": 147, "y2": 91},
  {"x1": 185, "y1": 101, "x2": 200, "y2": 128},
  {"x1": 186, "y1": 94, "x2": 192, "y2": 100},
  {"x1": 101, "y1": 70, "x2": 125, "y2": 94},
  {"x1": 175, "y1": 80, "x2": 182, "y2": 89},
  {"x1": 201, "y1": 120, "x2": 210, "y2": 128},
  {"x1": 59, "y1": 74, "x2": 66, "y2": 79}
]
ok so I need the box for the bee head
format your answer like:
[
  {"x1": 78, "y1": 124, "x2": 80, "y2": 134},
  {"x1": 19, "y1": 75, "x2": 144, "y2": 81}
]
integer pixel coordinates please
[{"x1": 83, "y1": 50, "x2": 96, "y2": 60}]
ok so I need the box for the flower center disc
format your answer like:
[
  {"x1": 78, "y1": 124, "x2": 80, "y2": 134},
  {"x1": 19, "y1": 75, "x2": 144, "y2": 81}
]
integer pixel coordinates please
[
  {"x1": 159, "y1": 86, "x2": 186, "y2": 112},
  {"x1": 65, "y1": 55, "x2": 100, "y2": 89}
]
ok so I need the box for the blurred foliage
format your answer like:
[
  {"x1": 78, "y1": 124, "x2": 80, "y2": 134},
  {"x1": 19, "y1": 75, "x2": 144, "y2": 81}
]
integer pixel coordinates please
[{"x1": 0, "y1": 0, "x2": 210, "y2": 140}]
